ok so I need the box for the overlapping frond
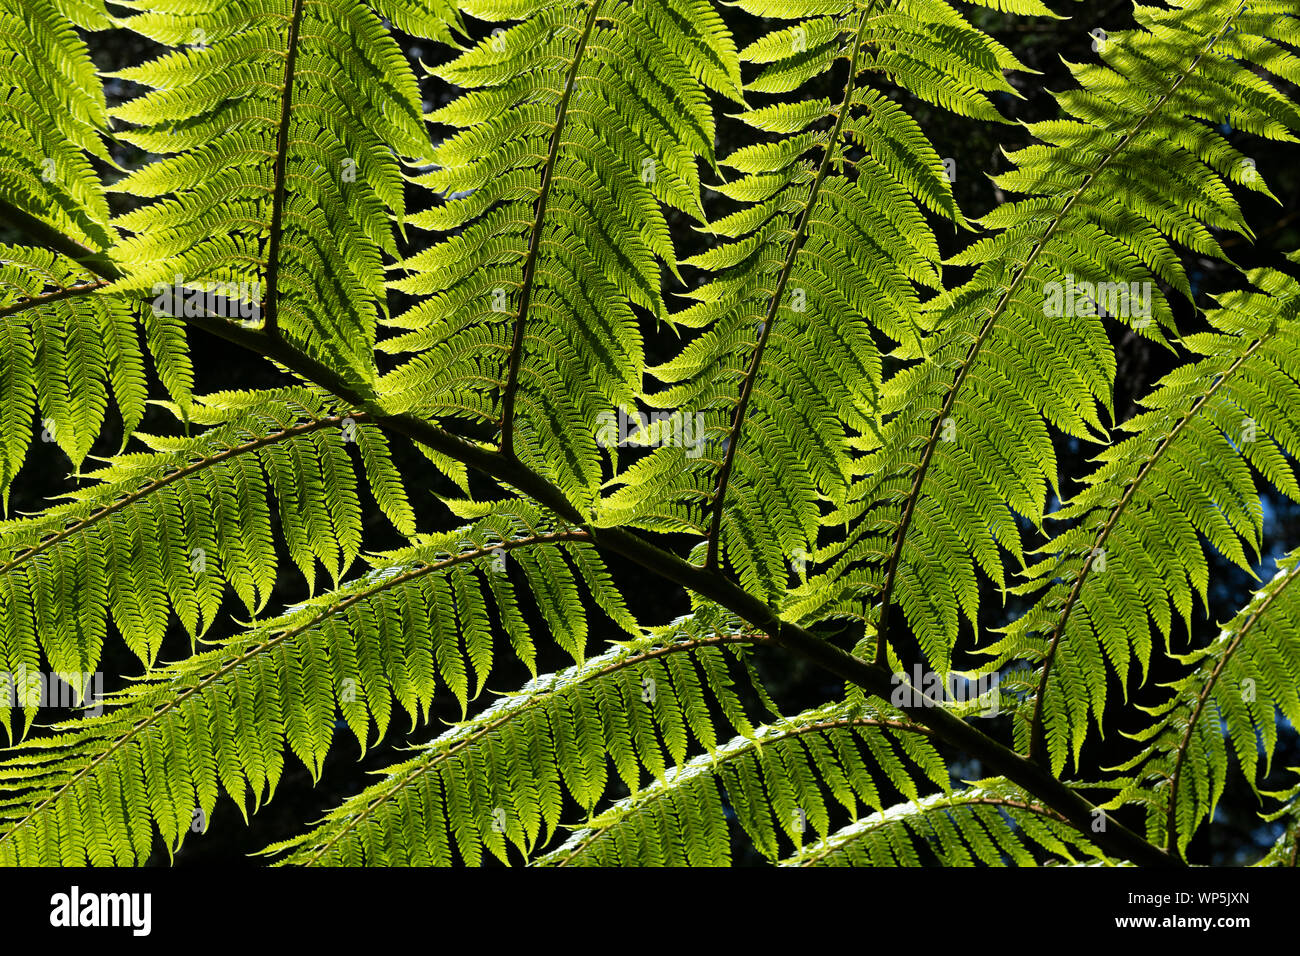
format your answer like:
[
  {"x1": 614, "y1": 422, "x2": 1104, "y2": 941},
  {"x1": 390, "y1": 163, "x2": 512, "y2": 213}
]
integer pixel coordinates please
[
  {"x1": 601, "y1": 0, "x2": 1024, "y2": 598},
  {"x1": 0, "y1": 247, "x2": 199, "y2": 495},
  {"x1": 784, "y1": 778, "x2": 1099, "y2": 866},
  {"x1": 0, "y1": 0, "x2": 1295, "y2": 872},
  {"x1": 0, "y1": 0, "x2": 197, "y2": 491},
  {"x1": 825, "y1": 0, "x2": 1300, "y2": 674},
  {"x1": 0, "y1": 0, "x2": 114, "y2": 249},
  {"x1": 985, "y1": 264, "x2": 1300, "y2": 774},
  {"x1": 262, "y1": 620, "x2": 770, "y2": 865},
  {"x1": 102, "y1": 0, "x2": 462, "y2": 382},
  {"x1": 0, "y1": 387, "x2": 413, "y2": 727},
  {"x1": 538, "y1": 697, "x2": 947, "y2": 865},
  {"x1": 1104, "y1": 548, "x2": 1300, "y2": 858},
  {"x1": 379, "y1": 0, "x2": 743, "y2": 506},
  {"x1": 0, "y1": 504, "x2": 624, "y2": 863}
]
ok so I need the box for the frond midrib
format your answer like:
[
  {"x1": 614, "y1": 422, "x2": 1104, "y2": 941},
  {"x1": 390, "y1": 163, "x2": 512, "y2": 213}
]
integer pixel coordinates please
[
  {"x1": 499, "y1": 0, "x2": 605, "y2": 456},
  {"x1": 872, "y1": 3, "x2": 1251, "y2": 669},
  {"x1": 1165, "y1": 554, "x2": 1300, "y2": 853},
  {"x1": 0, "y1": 530, "x2": 589, "y2": 853},
  {"x1": 705, "y1": 2, "x2": 875, "y2": 570}
]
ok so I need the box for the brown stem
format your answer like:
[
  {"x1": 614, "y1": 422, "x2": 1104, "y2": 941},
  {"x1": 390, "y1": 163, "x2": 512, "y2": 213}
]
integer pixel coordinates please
[{"x1": 0, "y1": 280, "x2": 109, "y2": 319}]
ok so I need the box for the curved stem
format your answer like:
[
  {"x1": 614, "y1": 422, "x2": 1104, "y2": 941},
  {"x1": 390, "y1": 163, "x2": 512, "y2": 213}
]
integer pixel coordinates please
[{"x1": 0, "y1": 280, "x2": 109, "y2": 319}]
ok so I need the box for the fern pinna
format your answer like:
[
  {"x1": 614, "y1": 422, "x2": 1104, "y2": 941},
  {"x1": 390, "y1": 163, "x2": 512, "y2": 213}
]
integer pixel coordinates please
[{"x1": 0, "y1": 0, "x2": 1296, "y2": 868}]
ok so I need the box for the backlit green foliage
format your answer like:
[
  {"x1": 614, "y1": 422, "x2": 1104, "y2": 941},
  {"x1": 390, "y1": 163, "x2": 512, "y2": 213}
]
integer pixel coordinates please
[{"x1": 0, "y1": 0, "x2": 1296, "y2": 867}]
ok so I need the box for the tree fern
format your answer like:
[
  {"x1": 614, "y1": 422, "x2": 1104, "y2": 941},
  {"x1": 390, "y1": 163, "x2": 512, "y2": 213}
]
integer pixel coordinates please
[
  {"x1": 0, "y1": 0, "x2": 1296, "y2": 873},
  {"x1": 784, "y1": 778, "x2": 1099, "y2": 866}
]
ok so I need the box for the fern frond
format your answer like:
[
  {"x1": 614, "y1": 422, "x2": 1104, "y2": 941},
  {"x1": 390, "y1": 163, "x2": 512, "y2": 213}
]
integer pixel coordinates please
[
  {"x1": 0, "y1": 0, "x2": 114, "y2": 250},
  {"x1": 380, "y1": 0, "x2": 742, "y2": 507},
  {"x1": 0, "y1": 246, "x2": 204, "y2": 494},
  {"x1": 987, "y1": 265, "x2": 1300, "y2": 775},
  {"x1": 537, "y1": 696, "x2": 948, "y2": 865},
  {"x1": 785, "y1": 778, "x2": 1099, "y2": 866},
  {"x1": 1254, "y1": 776, "x2": 1299, "y2": 867},
  {"x1": 102, "y1": 0, "x2": 462, "y2": 381},
  {"x1": 261, "y1": 626, "x2": 767, "y2": 865},
  {"x1": 0, "y1": 0, "x2": 1293, "y2": 873},
  {"x1": 0, "y1": 387, "x2": 414, "y2": 712},
  {"x1": 831, "y1": 0, "x2": 1300, "y2": 675},
  {"x1": 1106, "y1": 548, "x2": 1300, "y2": 859},
  {"x1": 0, "y1": 509, "x2": 617, "y2": 863},
  {"x1": 604, "y1": 0, "x2": 1015, "y2": 598}
]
